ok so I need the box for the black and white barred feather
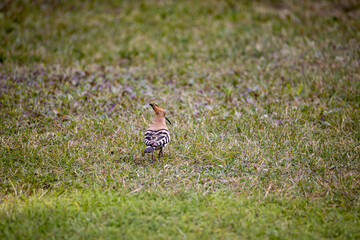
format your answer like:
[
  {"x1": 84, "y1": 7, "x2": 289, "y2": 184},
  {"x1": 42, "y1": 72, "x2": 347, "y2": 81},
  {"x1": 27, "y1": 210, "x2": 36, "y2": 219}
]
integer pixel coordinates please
[{"x1": 144, "y1": 129, "x2": 170, "y2": 153}]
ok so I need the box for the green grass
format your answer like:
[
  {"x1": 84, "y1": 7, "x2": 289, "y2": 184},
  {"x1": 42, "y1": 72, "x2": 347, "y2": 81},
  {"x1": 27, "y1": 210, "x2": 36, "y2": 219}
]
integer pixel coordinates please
[
  {"x1": 1, "y1": 191, "x2": 359, "y2": 239},
  {"x1": 1, "y1": 0, "x2": 360, "y2": 239}
]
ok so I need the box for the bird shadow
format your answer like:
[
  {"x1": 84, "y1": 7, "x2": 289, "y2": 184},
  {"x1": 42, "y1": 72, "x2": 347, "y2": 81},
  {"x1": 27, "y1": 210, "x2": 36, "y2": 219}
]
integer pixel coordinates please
[{"x1": 116, "y1": 154, "x2": 166, "y2": 168}]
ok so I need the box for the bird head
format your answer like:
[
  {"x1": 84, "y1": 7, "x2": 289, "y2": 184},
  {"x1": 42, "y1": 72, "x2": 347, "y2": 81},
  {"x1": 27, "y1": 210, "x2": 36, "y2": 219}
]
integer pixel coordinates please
[{"x1": 150, "y1": 103, "x2": 171, "y2": 124}]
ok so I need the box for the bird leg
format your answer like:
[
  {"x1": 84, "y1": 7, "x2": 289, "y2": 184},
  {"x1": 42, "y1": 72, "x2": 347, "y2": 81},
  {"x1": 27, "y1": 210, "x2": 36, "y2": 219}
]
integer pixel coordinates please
[
  {"x1": 158, "y1": 148, "x2": 163, "y2": 159},
  {"x1": 151, "y1": 151, "x2": 154, "y2": 161}
]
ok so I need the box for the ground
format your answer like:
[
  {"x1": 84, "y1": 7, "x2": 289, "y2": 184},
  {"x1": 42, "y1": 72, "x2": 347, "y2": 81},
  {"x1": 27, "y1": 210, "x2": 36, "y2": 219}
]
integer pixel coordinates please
[{"x1": 0, "y1": 0, "x2": 359, "y2": 239}]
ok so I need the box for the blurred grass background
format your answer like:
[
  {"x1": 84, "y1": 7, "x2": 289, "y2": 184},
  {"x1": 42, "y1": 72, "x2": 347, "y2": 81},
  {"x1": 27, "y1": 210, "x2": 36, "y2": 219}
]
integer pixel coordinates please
[{"x1": 0, "y1": 0, "x2": 360, "y2": 239}]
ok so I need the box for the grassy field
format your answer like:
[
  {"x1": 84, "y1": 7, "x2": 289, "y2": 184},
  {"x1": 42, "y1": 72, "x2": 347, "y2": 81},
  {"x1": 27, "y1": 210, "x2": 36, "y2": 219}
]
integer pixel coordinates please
[{"x1": 1, "y1": 0, "x2": 360, "y2": 239}]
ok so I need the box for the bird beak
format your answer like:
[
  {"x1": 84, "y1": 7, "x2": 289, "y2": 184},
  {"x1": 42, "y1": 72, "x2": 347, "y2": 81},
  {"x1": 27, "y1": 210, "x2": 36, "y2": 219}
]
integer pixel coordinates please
[
  {"x1": 165, "y1": 117, "x2": 172, "y2": 125},
  {"x1": 149, "y1": 103, "x2": 155, "y2": 110}
]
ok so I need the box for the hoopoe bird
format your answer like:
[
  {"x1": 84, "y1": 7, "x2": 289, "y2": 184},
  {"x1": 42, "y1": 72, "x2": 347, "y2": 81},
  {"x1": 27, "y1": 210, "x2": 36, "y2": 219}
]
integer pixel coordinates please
[{"x1": 144, "y1": 103, "x2": 171, "y2": 160}]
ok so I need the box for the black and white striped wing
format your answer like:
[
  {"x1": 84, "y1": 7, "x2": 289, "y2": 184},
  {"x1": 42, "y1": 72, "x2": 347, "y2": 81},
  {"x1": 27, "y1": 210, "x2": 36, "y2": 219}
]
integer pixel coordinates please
[{"x1": 144, "y1": 129, "x2": 170, "y2": 149}]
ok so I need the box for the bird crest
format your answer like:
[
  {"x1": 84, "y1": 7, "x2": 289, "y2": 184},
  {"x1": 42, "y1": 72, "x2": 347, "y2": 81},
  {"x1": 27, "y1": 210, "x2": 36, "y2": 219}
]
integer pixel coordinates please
[{"x1": 150, "y1": 103, "x2": 171, "y2": 124}]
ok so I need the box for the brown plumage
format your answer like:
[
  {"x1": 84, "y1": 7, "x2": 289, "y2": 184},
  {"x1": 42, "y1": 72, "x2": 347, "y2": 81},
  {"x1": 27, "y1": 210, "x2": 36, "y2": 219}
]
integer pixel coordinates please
[{"x1": 144, "y1": 103, "x2": 171, "y2": 160}]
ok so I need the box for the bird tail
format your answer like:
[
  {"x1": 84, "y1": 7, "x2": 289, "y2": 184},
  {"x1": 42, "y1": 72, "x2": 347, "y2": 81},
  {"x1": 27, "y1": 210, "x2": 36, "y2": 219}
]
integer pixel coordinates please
[{"x1": 144, "y1": 146, "x2": 154, "y2": 153}]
